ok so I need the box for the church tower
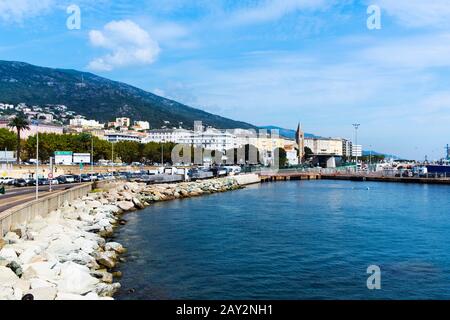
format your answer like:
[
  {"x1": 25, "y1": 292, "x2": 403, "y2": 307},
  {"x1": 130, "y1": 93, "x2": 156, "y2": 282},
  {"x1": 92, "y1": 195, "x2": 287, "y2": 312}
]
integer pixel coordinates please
[{"x1": 296, "y1": 123, "x2": 305, "y2": 164}]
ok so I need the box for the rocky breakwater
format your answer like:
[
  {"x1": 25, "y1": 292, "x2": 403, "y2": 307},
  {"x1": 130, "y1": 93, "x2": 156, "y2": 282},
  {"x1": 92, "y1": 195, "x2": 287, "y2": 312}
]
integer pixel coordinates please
[{"x1": 0, "y1": 177, "x2": 243, "y2": 300}]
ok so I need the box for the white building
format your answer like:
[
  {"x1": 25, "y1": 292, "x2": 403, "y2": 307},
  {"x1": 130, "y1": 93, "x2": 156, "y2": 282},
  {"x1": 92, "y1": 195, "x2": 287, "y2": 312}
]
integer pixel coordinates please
[
  {"x1": 69, "y1": 116, "x2": 104, "y2": 129},
  {"x1": 104, "y1": 131, "x2": 144, "y2": 143},
  {"x1": 305, "y1": 137, "x2": 343, "y2": 156},
  {"x1": 352, "y1": 144, "x2": 362, "y2": 157},
  {"x1": 143, "y1": 128, "x2": 192, "y2": 144},
  {"x1": 342, "y1": 139, "x2": 353, "y2": 158},
  {"x1": 133, "y1": 121, "x2": 150, "y2": 131}
]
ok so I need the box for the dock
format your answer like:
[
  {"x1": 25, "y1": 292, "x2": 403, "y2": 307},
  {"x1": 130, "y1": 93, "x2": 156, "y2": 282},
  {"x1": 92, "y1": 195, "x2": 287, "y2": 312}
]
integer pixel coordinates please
[
  {"x1": 321, "y1": 174, "x2": 450, "y2": 185},
  {"x1": 259, "y1": 171, "x2": 321, "y2": 182}
]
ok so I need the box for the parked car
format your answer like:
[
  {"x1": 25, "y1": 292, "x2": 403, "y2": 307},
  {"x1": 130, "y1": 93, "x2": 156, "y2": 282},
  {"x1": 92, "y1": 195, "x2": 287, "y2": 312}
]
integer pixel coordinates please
[
  {"x1": 88, "y1": 173, "x2": 98, "y2": 181},
  {"x1": 57, "y1": 175, "x2": 75, "y2": 184},
  {"x1": 14, "y1": 179, "x2": 28, "y2": 187},
  {"x1": 39, "y1": 178, "x2": 50, "y2": 185},
  {"x1": 0, "y1": 177, "x2": 15, "y2": 185},
  {"x1": 64, "y1": 175, "x2": 76, "y2": 183},
  {"x1": 80, "y1": 174, "x2": 91, "y2": 182}
]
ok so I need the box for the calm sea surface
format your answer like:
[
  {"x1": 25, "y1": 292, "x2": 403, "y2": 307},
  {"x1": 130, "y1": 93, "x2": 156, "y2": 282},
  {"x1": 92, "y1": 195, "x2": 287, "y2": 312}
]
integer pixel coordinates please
[{"x1": 113, "y1": 180, "x2": 450, "y2": 299}]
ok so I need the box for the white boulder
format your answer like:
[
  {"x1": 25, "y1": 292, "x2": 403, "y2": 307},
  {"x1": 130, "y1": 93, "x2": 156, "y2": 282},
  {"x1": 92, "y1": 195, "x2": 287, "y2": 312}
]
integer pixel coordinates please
[
  {"x1": 57, "y1": 262, "x2": 99, "y2": 295},
  {"x1": 0, "y1": 265, "x2": 19, "y2": 286}
]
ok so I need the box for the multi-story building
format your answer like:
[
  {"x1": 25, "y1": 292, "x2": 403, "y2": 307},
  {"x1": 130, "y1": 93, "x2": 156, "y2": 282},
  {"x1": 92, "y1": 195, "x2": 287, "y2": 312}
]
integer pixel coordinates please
[
  {"x1": 104, "y1": 131, "x2": 145, "y2": 143},
  {"x1": 133, "y1": 121, "x2": 150, "y2": 131},
  {"x1": 69, "y1": 116, "x2": 104, "y2": 129},
  {"x1": 0, "y1": 119, "x2": 63, "y2": 139},
  {"x1": 342, "y1": 139, "x2": 353, "y2": 158},
  {"x1": 143, "y1": 128, "x2": 192, "y2": 144},
  {"x1": 116, "y1": 117, "x2": 131, "y2": 128},
  {"x1": 305, "y1": 137, "x2": 343, "y2": 156}
]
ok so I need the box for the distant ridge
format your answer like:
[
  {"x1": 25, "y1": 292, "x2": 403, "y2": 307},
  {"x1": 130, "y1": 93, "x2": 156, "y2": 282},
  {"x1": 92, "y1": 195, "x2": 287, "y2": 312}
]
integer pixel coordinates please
[
  {"x1": 259, "y1": 125, "x2": 320, "y2": 139},
  {"x1": 0, "y1": 60, "x2": 255, "y2": 130}
]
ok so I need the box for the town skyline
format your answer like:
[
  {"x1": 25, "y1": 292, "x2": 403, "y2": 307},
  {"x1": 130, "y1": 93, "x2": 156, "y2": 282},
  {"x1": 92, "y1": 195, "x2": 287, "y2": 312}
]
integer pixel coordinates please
[{"x1": 1, "y1": 1, "x2": 449, "y2": 159}]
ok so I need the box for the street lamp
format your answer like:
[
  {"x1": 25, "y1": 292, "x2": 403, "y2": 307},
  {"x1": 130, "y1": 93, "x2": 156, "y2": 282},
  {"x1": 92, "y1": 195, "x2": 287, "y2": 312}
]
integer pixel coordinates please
[
  {"x1": 353, "y1": 123, "x2": 360, "y2": 164},
  {"x1": 352, "y1": 123, "x2": 360, "y2": 171},
  {"x1": 32, "y1": 120, "x2": 39, "y2": 200},
  {"x1": 91, "y1": 134, "x2": 94, "y2": 173}
]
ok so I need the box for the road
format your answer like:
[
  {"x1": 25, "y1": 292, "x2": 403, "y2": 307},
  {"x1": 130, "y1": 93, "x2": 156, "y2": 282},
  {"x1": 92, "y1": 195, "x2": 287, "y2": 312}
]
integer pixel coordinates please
[{"x1": 0, "y1": 183, "x2": 85, "y2": 213}]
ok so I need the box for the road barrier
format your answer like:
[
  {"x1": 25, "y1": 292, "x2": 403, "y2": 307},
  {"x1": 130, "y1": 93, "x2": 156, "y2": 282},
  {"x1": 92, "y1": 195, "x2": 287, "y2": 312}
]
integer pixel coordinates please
[{"x1": 0, "y1": 183, "x2": 93, "y2": 238}]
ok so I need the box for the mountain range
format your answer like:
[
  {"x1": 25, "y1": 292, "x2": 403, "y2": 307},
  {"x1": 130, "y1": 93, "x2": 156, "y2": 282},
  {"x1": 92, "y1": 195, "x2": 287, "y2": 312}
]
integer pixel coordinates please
[{"x1": 0, "y1": 60, "x2": 255, "y2": 130}]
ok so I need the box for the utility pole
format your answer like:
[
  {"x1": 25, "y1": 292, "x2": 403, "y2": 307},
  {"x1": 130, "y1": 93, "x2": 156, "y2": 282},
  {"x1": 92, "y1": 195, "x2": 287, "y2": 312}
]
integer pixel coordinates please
[
  {"x1": 161, "y1": 143, "x2": 164, "y2": 166},
  {"x1": 49, "y1": 157, "x2": 53, "y2": 192},
  {"x1": 35, "y1": 122, "x2": 39, "y2": 200},
  {"x1": 91, "y1": 134, "x2": 94, "y2": 173},
  {"x1": 111, "y1": 141, "x2": 114, "y2": 171},
  {"x1": 352, "y1": 123, "x2": 360, "y2": 172}
]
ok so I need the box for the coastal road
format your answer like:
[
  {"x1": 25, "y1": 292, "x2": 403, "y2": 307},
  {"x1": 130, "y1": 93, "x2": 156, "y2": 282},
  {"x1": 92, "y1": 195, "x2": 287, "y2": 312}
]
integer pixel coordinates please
[{"x1": 0, "y1": 183, "x2": 85, "y2": 213}]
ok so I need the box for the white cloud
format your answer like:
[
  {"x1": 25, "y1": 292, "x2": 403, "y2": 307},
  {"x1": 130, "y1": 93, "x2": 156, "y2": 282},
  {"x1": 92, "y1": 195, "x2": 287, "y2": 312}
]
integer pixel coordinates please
[
  {"x1": 87, "y1": 20, "x2": 160, "y2": 71},
  {"x1": 0, "y1": 0, "x2": 54, "y2": 22},
  {"x1": 359, "y1": 33, "x2": 450, "y2": 69},
  {"x1": 374, "y1": 0, "x2": 450, "y2": 28}
]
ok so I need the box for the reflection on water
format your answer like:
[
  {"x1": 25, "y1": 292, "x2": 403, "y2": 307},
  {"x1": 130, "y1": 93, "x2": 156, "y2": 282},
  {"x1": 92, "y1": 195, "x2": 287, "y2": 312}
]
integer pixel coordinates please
[{"x1": 112, "y1": 180, "x2": 450, "y2": 300}]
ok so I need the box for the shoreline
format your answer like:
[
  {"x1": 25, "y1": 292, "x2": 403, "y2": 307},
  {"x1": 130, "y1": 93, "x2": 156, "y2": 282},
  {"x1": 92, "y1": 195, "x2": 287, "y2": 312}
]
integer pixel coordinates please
[
  {"x1": 321, "y1": 174, "x2": 450, "y2": 185},
  {"x1": 0, "y1": 175, "x2": 258, "y2": 300}
]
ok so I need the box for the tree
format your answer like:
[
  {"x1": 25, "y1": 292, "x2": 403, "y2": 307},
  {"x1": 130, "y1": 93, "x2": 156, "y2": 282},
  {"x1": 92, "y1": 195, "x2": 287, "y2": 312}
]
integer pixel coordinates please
[
  {"x1": 8, "y1": 115, "x2": 30, "y2": 163},
  {"x1": 114, "y1": 141, "x2": 141, "y2": 164},
  {"x1": 303, "y1": 146, "x2": 313, "y2": 161},
  {"x1": 0, "y1": 128, "x2": 16, "y2": 151},
  {"x1": 274, "y1": 147, "x2": 288, "y2": 168}
]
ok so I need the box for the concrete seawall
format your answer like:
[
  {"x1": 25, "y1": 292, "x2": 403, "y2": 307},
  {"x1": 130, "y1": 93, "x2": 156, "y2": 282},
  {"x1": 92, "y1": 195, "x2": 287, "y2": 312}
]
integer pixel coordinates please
[
  {"x1": 322, "y1": 174, "x2": 450, "y2": 185},
  {"x1": 233, "y1": 173, "x2": 261, "y2": 185},
  {"x1": 0, "y1": 183, "x2": 93, "y2": 238}
]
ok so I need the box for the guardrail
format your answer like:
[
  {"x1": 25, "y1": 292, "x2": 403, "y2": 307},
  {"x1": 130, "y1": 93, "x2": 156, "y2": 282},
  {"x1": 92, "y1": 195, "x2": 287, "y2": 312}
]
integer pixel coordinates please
[{"x1": 0, "y1": 183, "x2": 93, "y2": 238}]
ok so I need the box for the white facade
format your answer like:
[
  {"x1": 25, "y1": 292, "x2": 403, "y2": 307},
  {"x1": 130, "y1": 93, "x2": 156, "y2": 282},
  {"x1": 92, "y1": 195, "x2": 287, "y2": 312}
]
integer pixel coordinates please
[
  {"x1": 69, "y1": 116, "x2": 104, "y2": 129},
  {"x1": 133, "y1": 121, "x2": 150, "y2": 131},
  {"x1": 116, "y1": 117, "x2": 131, "y2": 127},
  {"x1": 342, "y1": 139, "x2": 353, "y2": 158},
  {"x1": 105, "y1": 131, "x2": 143, "y2": 143},
  {"x1": 143, "y1": 128, "x2": 239, "y2": 151},
  {"x1": 143, "y1": 129, "x2": 192, "y2": 144},
  {"x1": 352, "y1": 144, "x2": 362, "y2": 157},
  {"x1": 305, "y1": 137, "x2": 343, "y2": 156}
]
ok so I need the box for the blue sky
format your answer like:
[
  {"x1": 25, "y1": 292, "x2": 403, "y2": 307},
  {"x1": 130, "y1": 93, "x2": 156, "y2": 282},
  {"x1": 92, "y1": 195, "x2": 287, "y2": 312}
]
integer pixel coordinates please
[{"x1": 1, "y1": 0, "x2": 450, "y2": 159}]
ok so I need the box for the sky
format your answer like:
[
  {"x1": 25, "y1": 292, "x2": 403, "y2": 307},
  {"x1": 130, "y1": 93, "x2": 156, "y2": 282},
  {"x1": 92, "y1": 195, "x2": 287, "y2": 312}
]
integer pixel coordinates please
[{"x1": 0, "y1": 0, "x2": 450, "y2": 160}]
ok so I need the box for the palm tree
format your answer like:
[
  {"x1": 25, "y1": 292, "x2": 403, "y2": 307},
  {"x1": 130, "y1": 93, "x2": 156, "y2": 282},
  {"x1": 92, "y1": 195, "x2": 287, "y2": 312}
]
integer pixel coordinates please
[{"x1": 8, "y1": 115, "x2": 30, "y2": 164}]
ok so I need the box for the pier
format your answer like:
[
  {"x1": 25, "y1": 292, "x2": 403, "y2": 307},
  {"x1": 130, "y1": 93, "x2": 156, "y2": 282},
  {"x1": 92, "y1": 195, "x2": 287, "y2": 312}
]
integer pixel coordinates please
[
  {"x1": 321, "y1": 174, "x2": 450, "y2": 185},
  {"x1": 259, "y1": 171, "x2": 321, "y2": 182}
]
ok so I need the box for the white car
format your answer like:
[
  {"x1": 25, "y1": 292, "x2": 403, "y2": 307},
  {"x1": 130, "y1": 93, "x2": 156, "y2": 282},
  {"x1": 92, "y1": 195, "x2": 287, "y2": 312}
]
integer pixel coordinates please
[{"x1": 0, "y1": 177, "x2": 15, "y2": 184}]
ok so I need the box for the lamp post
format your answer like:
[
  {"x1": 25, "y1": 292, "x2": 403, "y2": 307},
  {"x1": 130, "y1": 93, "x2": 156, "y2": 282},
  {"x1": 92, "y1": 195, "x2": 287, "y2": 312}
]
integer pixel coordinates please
[
  {"x1": 91, "y1": 134, "x2": 94, "y2": 173},
  {"x1": 161, "y1": 143, "x2": 164, "y2": 166},
  {"x1": 34, "y1": 120, "x2": 39, "y2": 200},
  {"x1": 352, "y1": 123, "x2": 360, "y2": 172},
  {"x1": 111, "y1": 140, "x2": 114, "y2": 171}
]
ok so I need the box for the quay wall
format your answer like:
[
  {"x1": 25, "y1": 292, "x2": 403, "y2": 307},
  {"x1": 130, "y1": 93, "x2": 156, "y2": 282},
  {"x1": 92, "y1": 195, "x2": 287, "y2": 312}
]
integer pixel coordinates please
[
  {"x1": 322, "y1": 175, "x2": 450, "y2": 185},
  {"x1": 0, "y1": 183, "x2": 93, "y2": 238}
]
